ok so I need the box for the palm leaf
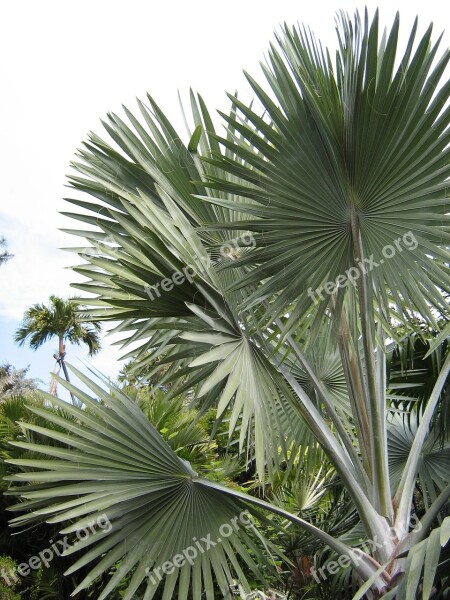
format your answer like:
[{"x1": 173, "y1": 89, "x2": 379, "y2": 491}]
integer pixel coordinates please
[
  {"x1": 387, "y1": 411, "x2": 450, "y2": 506},
  {"x1": 4, "y1": 368, "x2": 279, "y2": 600},
  {"x1": 387, "y1": 517, "x2": 450, "y2": 600},
  {"x1": 199, "y1": 10, "x2": 450, "y2": 336}
]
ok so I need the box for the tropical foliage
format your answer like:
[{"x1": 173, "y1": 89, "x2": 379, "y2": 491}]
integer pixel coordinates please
[
  {"x1": 0, "y1": 364, "x2": 39, "y2": 401},
  {"x1": 1, "y1": 394, "x2": 76, "y2": 599},
  {"x1": 4, "y1": 8, "x2": 450, "y2": 599}
]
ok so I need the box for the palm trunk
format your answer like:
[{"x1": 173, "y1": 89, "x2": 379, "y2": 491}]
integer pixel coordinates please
[
  {"x1": 58, "y1": 337, "x2": 77, "y2": 406},
  {"x1": 49, "y1": 363, "x2": 59, "y2": 396},
  {"x1": 60, "y1": 359, "x2": 77, "y2": 405}
]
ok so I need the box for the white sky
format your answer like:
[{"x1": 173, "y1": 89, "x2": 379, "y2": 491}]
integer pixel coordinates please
[{"x1": 0, "y1": 0, "x2": 449, "y2": 386}]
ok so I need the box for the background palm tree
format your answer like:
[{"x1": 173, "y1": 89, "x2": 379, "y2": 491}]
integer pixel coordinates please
[
  {"x1": 14, "y1": 295, "x2": 101, "y2": 404},
  {"x1": 0, "y1": 237, "x2": 13, "y2": 266},
  {"x1": 0, "y1": 363, "x2": 40, "y2": 400}
]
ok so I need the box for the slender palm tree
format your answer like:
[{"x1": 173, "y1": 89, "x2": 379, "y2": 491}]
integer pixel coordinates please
[
  {"x1": 14, "y1": 295, "x2": 101, "y2": 403},
  {"x1": 0, "y1": 237, "x2": 13, "y2": 266},
  {"x1": 5, "y1": 9, "x2": 450, "y2": 599}
]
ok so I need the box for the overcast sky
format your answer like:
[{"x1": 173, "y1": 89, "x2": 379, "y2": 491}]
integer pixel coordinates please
[{"x1": 1, "y1": 0, "x2": 449, "y2": 393}]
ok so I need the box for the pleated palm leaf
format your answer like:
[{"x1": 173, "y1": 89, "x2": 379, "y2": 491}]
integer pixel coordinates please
[
  {"x1": 5, "y1": 370, "x2": 335, "y2": 600},
  {"x1": 129, "y1": 385, "x2": 244, "y2": 478},
  {"x1": 5, "y1": 8, "x2": 450, "y2": 599}
]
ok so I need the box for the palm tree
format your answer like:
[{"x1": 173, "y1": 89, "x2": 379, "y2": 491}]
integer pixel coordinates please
[
  {"x1": 5, "y1": 9, "x2": 450, "y2": 599},
  {"x1": 0, "y1": 363, "x2": 40, "y2": 400},
  {"x1": 0, "y1": 237, "x2": 13, "y2": 266},
  {"x1": 14, "y1": 295, "x2": 101, "y2": 404}
]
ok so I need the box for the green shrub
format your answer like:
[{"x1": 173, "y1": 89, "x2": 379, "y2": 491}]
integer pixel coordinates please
[{"x1": 0, "y1": 556, "x2": 20, "y2": 600}]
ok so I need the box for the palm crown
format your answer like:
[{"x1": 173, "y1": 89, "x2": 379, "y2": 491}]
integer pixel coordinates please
[
  {"x1": 15, "y1": 295, "x2": 101, "y2": 356},
  {"x1": 0, "y1": 237, "x2": 13, "y2": 266}
]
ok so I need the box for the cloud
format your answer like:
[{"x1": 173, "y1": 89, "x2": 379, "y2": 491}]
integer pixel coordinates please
[
  {"x1": 0, "y1": 217, "x2": 77, "y2": 320},
  {"x1": 84, "y1": 331, "x2": 132, "y2": 380}
]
